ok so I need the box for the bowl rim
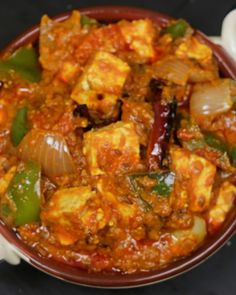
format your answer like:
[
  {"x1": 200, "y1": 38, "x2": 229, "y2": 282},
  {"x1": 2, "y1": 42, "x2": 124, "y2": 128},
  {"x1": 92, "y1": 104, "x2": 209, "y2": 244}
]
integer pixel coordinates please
[{"x1": 0, "y1": 5, "x2": 236, "y2": 288}]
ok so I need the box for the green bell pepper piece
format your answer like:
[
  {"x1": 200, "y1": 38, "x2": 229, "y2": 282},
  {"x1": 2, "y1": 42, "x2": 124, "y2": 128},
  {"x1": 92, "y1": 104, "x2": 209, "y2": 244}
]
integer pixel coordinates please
[
  {"x1": 7, "y1": 161, "x2": 41, "y2": 226},
  {"x1": 80, "y1": 15, "x2": 97, "y2": 26},
  {"x1": 162, "y1": 19, "x2": 189, "y2": 39},
  {"x1": 11, "y1": 106, "x2": 29, "y2": 146},
  {"x1": 0, "y1": 47, "x2": 41, "y2": 82},
  {"x1": 204, "y1": 133, "x2": 228, "y2": 153}
]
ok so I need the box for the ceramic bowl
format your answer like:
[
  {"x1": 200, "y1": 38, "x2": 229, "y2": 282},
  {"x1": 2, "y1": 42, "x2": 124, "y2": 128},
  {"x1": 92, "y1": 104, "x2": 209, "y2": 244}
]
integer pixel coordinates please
[{"x1": 0, "y1": 6, "x2": 236, "y2": 288}]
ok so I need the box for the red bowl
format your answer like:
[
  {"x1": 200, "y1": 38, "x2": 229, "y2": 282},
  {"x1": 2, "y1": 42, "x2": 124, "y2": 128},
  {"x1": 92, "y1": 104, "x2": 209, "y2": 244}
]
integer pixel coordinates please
[{"x1": 1, "y1": 5, "x2": 236, "y2": 288}]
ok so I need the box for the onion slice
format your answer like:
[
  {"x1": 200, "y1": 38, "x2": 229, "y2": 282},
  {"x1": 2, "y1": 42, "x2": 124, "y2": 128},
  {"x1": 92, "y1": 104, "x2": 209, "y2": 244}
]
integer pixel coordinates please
[
  {"x1": 18, "y1": 129, "x2": 75, "y2": 177},
  {"x1": 153, "y1": 57, "x2": 190, "y2": 86},
  {"x1": 190, "y1": 79, "x2": 233, "y2": 120}
]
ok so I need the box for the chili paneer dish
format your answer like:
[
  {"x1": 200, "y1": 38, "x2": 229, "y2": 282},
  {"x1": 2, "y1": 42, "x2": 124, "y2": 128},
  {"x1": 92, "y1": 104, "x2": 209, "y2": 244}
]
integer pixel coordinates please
[{"x1": 0, "y1": 11, "x2": 236, "y2": 273}]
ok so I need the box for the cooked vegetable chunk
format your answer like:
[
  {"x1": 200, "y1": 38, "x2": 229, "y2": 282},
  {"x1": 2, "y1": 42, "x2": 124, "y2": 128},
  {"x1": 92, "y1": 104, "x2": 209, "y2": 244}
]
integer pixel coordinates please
[
  {"x1": 2, "y1": 162, "x2": 41, "y2": 226},
  {"x1": 162, "y1": 19, "x2": 189, "y2": 39},
  {"x1": 11, "y1": 106, "x2": 29, "y2": 146},
  {"x1": 208, "y1": 181, "x2": 236, "y2": 232},
  {"x1": 175, "y1": 37, "x2": 212, "y2": 65},
  {"x1": 97, "y1": 178, "x2": 141, "y2": 226},
  {"x1": 0, "y1": 47, "x2": 41, "y2": 82},
  {"x1": 190, "y1": 79, "x2": 233, "y2": 120},
  {"x1": 153, "y1": 57, "x2": 190, "y2": 86},
  {"x1": 39, "y1": 11, "x2": 81, "y2": 73},
  {"x1": 83, "y1": 121, "x2": 140, "y2": 175},
  {"x1": 71, "y1": 51, "x2": 130, "y2": 118},
  {"x1": 41, "y1": 186, "x2": 111, "y2": 245},
  {"x1": 170, "y1": 147, "x2": 216, "y2": 212},
  {"x1": 172, "y1": 216, "x2": 207, "y2": 255},
  {"x1": 119, "y1": 19, "x2": 155, "y2": 61}
]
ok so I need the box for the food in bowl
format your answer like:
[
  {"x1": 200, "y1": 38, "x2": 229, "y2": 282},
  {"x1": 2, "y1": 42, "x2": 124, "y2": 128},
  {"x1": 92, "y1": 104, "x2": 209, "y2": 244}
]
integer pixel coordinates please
[{"x1": 0, "y1": 10, "x2": 235, "y2": 274}]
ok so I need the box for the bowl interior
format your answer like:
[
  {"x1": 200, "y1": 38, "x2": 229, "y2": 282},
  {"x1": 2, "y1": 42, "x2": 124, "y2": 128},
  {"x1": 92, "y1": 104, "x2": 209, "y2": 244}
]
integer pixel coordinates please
[{"x1": 0, "y1": 6, "x2": 236, "y2": 288}]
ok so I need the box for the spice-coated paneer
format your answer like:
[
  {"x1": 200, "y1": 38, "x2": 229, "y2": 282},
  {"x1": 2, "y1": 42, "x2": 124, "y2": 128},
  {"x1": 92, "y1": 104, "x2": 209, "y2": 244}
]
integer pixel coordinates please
[
  {"x1": 83, "y1": 121, "x2": 140, "y2": 176},
  {"x1": 41, "y1": 186, "x2": 111, "y2": 245},
  {"x1": 39, "y1": 11, "x2": 81, "y2": 72},
  {"x1": 58, "y1": 61, "x2": 80, "y2": 83},
  {"x1": 97, "y1": 178, "x2": 140, "y2": 227},
  {"x1": 170, "y1": 147, "x2": 216, "y2": 212},
  {"x1": 71, "y1": 51, "x2": 130, "y2": 118},
  {"x1": 119, "y1": 19, "x2": 155, "y2": 61},
  {"x1": 175, "y1": 37, "x2": 212, "y2": 65},
  {"x1": 208, "y1": 181, "x2": 236, "y2": 232}
]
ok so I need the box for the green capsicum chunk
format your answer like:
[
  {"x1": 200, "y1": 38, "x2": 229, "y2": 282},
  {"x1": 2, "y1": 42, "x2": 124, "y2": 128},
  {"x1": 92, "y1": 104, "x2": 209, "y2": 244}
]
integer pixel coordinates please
[
  {"x1": 203, "y1": 133, "x2": 236, "y2": 168},
  {"x1": 162, "y1": 19, "x2": 189, "y2": 39},
  {"x1": 11, "y1": 106, "x2": 29, "y2": 146},
  {"x1": 203, "y1": 132, "x2": 228, "y2": 153},
  {"x1": 80, "y1": 15, "x2": 98, "y2": 26},
  {"x1": 0, "y1": 47, "x2": 41, "y2": 82},
  {"x1": 7, "y1": 161, "x2": 41, "y2": 226}
]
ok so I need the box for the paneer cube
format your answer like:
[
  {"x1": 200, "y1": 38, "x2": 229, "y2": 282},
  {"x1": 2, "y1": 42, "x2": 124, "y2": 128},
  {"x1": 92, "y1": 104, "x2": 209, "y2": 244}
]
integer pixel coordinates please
[
  {"x1": 208, "y1": 181, "x2": 236, "y2": 232},
  {"x1": 97, "y1": 178, "x2": 140, "y2": 227},
  {"x1": 41, "y1": 186, "x2": 111, "y2": 245},
  {"x1": 39, "y1": 11, "x2": 81, "y2": 72},
  {"x1": 175, "y1": 37, "x2": 212, "y2": 65},
  {"x1": 71, "y1": 51, "x2": 130, "y2": 118},
  {"x1": 58, "y1": 61, "x2": 81, "y2": 83},
  {"x1": 119, "y1": 19, "x2": 155, "y2": 61},
  {"x1": 83, "y1": 121, "x2": 140, "y2": 175},
  {"x1": 170, "y1": 147, "x2": 216, "y2": 212}
]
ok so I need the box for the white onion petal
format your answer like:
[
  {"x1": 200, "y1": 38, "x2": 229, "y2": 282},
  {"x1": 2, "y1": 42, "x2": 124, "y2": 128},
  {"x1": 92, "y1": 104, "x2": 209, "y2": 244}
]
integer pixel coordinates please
[
  {"x1": 190, "y1": 79, "x2": 233, "y2": 119},
  {"x1": 173, "y1": 216, "x2": 207, "y2": 243},
  {"x1": 18, "y1": 129, "x2": 75, "y2": 177},
  {"x1": 154, "y1": 57, "x2": 190, "y2": 86}
]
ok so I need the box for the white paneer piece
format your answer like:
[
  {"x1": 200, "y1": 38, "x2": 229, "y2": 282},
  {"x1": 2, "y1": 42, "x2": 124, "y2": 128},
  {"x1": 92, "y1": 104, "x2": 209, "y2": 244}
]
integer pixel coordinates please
[
  {"x1": 97, "y1": 178, "x2": 140, "y2": 227},
  {"x1": 119, "y1": 19, "x2": 155, "y2": 61},
  {"x1": 71, "y1": 51, "x2": 130, "y2": 118},
  {"x1": 41, "y1": 186, "x2": 111, "y2": 245},
  {"x1": 170, "y1": 147, "x2": 216, "y2": 212},
  {"x1": 175, "y1": 37, "x2": 212, "y2": 65},
  {"x1": 83, "y1": 121, "x2": 140, "y2": 176},
  {"x1": 208, "y1": 181, "x2": 236, "y2": 231}
]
